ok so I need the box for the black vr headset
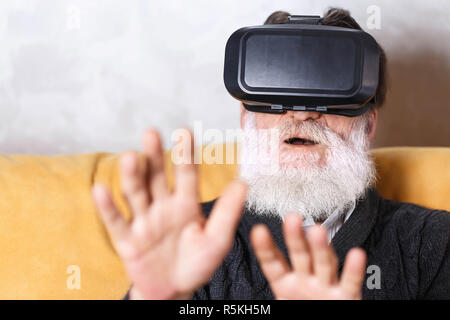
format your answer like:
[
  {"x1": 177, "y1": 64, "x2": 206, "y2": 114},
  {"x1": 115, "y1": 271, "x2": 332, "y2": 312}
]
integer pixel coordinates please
[{"x1": 223, "y1": 15, "x2": 380, "y2": 117}]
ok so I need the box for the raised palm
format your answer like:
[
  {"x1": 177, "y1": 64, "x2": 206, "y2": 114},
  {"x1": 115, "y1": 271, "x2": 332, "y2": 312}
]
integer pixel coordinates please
[
  {"x1": 251, "y1": 213, "x2": 367, "y2": 300},
  {"x1": 92, "y1": 129, "x2": 247, "y2": 299}
]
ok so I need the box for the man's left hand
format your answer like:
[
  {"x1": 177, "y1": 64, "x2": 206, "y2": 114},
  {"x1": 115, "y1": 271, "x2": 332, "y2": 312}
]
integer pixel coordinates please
[{"x1": 250, "y1": 213, "x2": 367, "y2": 300}]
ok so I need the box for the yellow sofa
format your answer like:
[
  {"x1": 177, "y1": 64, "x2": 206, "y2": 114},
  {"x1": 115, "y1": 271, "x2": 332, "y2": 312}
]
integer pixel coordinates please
[{"x1": 0, "y1": 146, "x2": 448, "y2": 299}]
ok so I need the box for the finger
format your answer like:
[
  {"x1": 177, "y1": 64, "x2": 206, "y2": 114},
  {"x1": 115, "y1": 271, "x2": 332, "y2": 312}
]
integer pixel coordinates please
[
  {"x1": 308, "y1": 225, "x2": 339, "y2": 285},
  {"x1": 340, "y1": 248, "x2": 367, "y2": 298},
  {"x1": 283, "y1": 213, "x2": 312, "y2": 274},
  {"x1": 119, "y1": 151, "x2": 150, "y2": 216},
  {"x1": 92, "y1": 184, "x2": 129, "y2": 243},
  {"x1": 251, "y1": 224, "x2": 291, "y2": 283},
  {"x1": 205, "y1": 180, "x2": 247, "y2": 251},
  {"x1": 172, "y1": 128, "x2": 197, "y2": 200},
  {"x1": 142, "y1": 129, "x2": 169, "y2": 200}
]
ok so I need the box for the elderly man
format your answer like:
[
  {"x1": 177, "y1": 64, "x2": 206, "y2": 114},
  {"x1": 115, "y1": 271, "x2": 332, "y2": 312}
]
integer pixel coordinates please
[{"x1": 92, "y1": 9, "x2": 449, "y2": 300}]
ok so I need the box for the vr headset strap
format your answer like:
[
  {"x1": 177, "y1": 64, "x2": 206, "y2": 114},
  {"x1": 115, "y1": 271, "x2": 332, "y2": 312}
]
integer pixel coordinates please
[{"x1": 287, "y1": 15, "x2": 322, "y2": 25}]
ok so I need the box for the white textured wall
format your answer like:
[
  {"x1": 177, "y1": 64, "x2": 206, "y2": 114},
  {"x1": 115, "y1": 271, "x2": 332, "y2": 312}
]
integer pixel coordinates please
[{"x1": 0, "y1": 0, "x2": 449, "y2": 154}]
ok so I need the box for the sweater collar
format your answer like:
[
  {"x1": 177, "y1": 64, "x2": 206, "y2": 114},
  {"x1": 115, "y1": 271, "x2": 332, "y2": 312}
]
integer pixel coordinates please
[{"x1": 331, "y1": 187, "x2": 380, "y2": 271}]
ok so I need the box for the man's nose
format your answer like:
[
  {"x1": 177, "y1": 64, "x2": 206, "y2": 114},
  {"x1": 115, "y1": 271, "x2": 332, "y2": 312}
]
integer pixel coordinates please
[{"x1": 286, "y1": 110, "x2": 322, "y2": 121}]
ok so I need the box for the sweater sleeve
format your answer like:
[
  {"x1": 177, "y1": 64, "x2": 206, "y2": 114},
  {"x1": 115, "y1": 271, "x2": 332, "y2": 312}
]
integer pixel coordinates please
[{"x1": 418, "y1": 210, "x2": 450, "y2": 299}]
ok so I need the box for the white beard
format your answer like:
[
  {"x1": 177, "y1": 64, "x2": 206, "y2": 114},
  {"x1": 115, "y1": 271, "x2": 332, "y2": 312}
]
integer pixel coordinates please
[{"x1": 239, "y1": 112, "x2": 376, "y2": 222}]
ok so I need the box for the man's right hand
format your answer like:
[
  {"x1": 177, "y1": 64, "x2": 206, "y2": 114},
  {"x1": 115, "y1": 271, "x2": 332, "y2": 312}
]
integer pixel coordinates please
[{"x1": 92, "y1": 129, "x2": 247, "y2": 299}]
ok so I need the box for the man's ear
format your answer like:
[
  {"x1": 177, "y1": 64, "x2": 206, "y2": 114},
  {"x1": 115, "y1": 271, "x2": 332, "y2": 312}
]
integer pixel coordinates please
[
  {"x1": 366, "y1": 108, "x2": 378, "y2": 142},
  {"x1": 240, "y1": 102, "x2": 247, "y2": 129}
]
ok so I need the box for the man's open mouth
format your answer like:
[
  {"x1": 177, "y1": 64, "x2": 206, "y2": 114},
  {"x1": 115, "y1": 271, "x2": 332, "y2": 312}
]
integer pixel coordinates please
[{"x1": 284, "y1": 137, "x2": 318, "y2": 146}]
